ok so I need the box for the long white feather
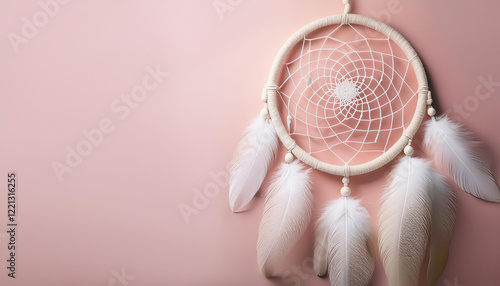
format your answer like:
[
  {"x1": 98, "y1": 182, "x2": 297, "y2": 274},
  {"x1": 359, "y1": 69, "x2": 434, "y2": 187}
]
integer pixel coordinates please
[
  {"x1": 427, "y1": 171, "x2": 456, "y2": 286},
  {"x1": 257, "y1": 161, "x2": 313, "y2": 277},
  {"x1": 424, "y1": 116, "x2": 500, "y2": 202},
  {"x1": 314, "y1": 198, "x2": 375, "y2": 286},
  {"x1": 379, "y1": 156, "x2": 433, "y2": 286},
  {"x1": 229, "y1": 116, "x2": 278, "y2": 212},
  {"x1": 313, "y1": 217, "x2": 329, "y2": 277}
]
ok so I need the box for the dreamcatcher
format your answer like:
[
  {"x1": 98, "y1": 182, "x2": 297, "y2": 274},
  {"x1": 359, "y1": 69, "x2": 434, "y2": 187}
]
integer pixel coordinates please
[{"x1": 228, "y1": 1, "x2": 500, "y2": 285}]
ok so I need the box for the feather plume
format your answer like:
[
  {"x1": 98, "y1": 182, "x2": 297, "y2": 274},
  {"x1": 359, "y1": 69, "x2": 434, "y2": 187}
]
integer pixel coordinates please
[
  {"x1": 313, "y1": 217, "x2": 329, "y2": 277},
  {"x1": 424, "y1": 116, "x2": 500, "y2": 202},
  {"x1": 257, "y1": 161, "x2": 313, "y2": 277},
  {"x1": 427, "y1": 171, "x2": 457, "y2": 286},
  {"x1": 229, "y1": 117, "x2": 278, "y2": 212},
  {"x1": 379, "y1": 156, "x2": 433, "y2": 286},
  {"x1": 314, "y1": 198, "x2": 375, "y2": 286}
]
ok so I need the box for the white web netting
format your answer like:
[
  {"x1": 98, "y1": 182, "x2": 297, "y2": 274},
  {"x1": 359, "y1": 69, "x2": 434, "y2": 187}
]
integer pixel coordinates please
[{"x1": 277, "y1": 24, "x2": 419, "y2": 166}]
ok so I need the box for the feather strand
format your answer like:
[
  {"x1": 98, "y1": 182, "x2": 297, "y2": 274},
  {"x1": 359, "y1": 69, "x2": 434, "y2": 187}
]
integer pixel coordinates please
[
  {"x1": 257, "y1": 161, "x2": 313, "y2": 277},
  {"x1": 315, "y1": 197, "x2": 375, "y2": 286},
  {"x1": 427, "y1": 171, "x2": 457, "y2": 286},
  {"x1": 424, "y1": 116, "x2": 500, "y2": 202},
  {"x1": 379, "y1": 156, "x2": 433, "y2": 286},
  {"x1": 229, "y1": 117, "x2": 278, "y2": 212}
]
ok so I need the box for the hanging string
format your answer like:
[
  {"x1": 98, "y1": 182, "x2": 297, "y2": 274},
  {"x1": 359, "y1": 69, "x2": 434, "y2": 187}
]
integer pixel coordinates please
[{"x1": 342, "y1": 0, "x2": 351, "y2": 14}]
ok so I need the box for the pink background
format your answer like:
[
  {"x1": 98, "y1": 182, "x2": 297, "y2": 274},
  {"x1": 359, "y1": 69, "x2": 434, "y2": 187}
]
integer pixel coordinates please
[{"x1": 1, "y1": 1, "x2": 499, "y2": 285}]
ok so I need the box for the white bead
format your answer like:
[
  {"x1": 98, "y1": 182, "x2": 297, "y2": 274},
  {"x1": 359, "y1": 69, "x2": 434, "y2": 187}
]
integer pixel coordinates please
[
  {"x1": 340, "y1": 186, "x2": 351, "y2": 197},
  {"x1": 427, "y1": 99, "x2": 433, "y2": 105},
  {"x1": 260, "y1": 108, "x2": 269, "y2": 119},
  {"x1": 404, "y1": 145, "x2": 414, "y2": 156},
  {"x1": 342, "y1": 177, "x2": 350, "y2": 184},
  {"x1": 427, "y1": 107, "x2": 436, "y2": 117},
  {"x1": 285, "y1": 152, "x2": 294, "y2": 163}
]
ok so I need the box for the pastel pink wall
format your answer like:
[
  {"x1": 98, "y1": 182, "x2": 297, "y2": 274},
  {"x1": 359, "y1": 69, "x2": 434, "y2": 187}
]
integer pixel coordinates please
[{"x1": 0, "y1": 1, "x2": 499, "y2": 285}]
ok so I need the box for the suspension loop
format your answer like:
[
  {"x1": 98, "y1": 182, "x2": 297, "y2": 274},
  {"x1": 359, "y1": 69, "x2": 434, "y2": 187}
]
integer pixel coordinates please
[{"x1": 342, "y1": 0, "x2": 351, "y2": 14}]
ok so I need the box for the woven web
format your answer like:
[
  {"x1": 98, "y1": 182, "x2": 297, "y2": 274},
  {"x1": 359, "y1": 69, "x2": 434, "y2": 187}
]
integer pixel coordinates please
[{"x1": 277, "y1": 24, "x2": 418, "y2": 166}]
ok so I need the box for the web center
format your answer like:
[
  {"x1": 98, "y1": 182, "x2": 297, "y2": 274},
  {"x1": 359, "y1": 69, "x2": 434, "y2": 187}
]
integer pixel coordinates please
[{"x1": 333, "y1": 80, "x2": 360, "y2": 103}]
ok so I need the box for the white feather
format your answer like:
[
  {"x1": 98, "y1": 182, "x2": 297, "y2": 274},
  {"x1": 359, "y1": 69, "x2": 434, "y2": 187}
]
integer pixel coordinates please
[
  {"x1": 314, "y1": 198, "x2": 375, "y2": 286},
  {"x1": 313, "y1": 217, "x2": 329, "y2": 277},
  {"x1": 427, "y1": 171, "x2": 456, "y2": 286},
  {"x1": 379, "y1": 156, "x2": 433, "y2": 286},
  {"x1": 424, "y1": 116, "x2": 500, "y2": 202},
  {"x1": 257, "y1": 161, "x2": 313, "y2": 277},
  {"x1": 229, "y1": 117, "x2": 278, "y2": 212}
]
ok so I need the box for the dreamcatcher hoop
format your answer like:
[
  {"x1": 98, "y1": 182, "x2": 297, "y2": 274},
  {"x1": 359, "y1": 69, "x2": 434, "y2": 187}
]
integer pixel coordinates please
[
  {"x1": 264, "y1": 13, "x2": 429, "y2": 176},
  {"x1": 229, "y1": 1, "x2": 499, "y2": 285}
]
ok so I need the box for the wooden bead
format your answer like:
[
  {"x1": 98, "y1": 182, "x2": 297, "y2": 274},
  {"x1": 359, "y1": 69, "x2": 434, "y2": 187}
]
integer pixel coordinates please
[
  {"x1": 427, "y1": 107, "x2": 436, "y2": 117},
  {"x1": 341, "y1": 186, "x2": 351, "y2": 197},
  {"x1": 285, "y1": 152, "x2": 294, "y2": 163},
  {"x1": 260, "y1": 108, "x2": 269, "y2": 119},
  {"x1": 261, "y1": 94, "x2": 267, "y2": 102},
  {"x1": 404, "y1": 145, "x2": 414, "y2": 156}
]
